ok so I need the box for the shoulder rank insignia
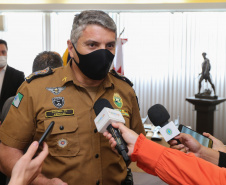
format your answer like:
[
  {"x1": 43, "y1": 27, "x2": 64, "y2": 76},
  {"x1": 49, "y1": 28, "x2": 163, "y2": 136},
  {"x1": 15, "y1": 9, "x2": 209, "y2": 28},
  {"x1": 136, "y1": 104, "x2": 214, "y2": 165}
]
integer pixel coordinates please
[
  {"x1": 110, "y1": 69, "x2": 133, "y2": 87},
  {"x1": 26, "y1": 67, "x2": 53, "y2": 83}
]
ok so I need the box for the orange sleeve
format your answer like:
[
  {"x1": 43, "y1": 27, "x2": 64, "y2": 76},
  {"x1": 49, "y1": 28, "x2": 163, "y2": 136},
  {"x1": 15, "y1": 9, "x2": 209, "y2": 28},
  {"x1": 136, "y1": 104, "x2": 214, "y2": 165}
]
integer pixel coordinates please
[{"x1": 131, "y1": 134, "x2": 226, "y2": 185}]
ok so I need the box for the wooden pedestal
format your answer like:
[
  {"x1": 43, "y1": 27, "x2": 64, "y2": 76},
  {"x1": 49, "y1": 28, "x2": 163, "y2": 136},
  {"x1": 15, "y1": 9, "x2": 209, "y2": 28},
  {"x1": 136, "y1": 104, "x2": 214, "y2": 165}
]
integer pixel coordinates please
[{"x1": 186, "y1": 97, "x2": 226, "y2": 135}]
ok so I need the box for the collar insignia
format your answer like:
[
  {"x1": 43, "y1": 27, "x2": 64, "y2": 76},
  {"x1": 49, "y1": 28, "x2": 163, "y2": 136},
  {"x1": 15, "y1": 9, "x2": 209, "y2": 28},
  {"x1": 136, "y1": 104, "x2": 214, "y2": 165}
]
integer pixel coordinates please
[{"x1": 62, "y1": 77, "x2": 67, "y2": 82}]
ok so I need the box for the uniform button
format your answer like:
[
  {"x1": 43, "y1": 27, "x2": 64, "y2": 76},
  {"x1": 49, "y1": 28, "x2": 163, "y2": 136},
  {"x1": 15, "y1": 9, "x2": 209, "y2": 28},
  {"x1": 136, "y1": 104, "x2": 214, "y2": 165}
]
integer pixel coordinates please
[
  {"x1": 59, "y1": 126, "x2": 64, "y2": 130},
  {"x1": 95, "y1": 154, "x2": 99, "y2": 158},
  {"x1": 94, "y1": 128, "x2": 97, "y2": 133},
  {"x1": 96, "y1": 180, "x2": 100, "y2": 185}
]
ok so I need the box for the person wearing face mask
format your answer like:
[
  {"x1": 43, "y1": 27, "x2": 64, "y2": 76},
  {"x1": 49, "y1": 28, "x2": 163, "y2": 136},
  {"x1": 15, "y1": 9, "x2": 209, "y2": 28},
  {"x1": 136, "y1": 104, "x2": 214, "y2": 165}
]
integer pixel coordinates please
[
  {"x1": 0, "y1": 39, "x2": 24, "y2": 185},
  {"x1": 0, "y1": 39, "x2": 25, "y2": 120},
  {"x1": 0, "y1": 11, "x2": 145, "y2": 185}
]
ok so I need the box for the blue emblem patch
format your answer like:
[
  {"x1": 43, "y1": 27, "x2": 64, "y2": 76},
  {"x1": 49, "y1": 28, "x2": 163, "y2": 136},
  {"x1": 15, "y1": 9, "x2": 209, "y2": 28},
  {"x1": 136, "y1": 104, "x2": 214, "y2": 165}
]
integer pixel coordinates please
[{"x1": 166, "y1": 128, "x2": 172, "y2": 135}]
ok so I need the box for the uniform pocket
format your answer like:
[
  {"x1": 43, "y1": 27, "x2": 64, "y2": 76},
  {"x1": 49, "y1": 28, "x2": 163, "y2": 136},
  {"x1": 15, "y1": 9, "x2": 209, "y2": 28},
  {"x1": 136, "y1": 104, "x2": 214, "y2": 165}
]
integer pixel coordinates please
[
  {"x1": 123, "y1": 116, "x2": 131, "y2": 128},
  {"x1": 41, "y1": 116, "x2": 80, "y2": 157}
]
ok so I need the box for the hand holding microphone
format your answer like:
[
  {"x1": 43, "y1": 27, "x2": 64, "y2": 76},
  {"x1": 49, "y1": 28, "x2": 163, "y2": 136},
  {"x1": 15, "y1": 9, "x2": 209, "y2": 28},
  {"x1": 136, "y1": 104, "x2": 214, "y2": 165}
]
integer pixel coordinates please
[
  {"x1": 103, "y1": 122, "x2": 139, "y2": 157},
  {"x1": 94, "y1": 98, "x2": 130, "y2": 165}
]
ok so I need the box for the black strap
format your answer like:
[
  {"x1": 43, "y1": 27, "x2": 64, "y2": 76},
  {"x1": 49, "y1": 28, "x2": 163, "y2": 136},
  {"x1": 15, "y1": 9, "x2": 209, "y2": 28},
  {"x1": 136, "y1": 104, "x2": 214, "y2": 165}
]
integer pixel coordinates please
[
  {"x1": 110, "y1": 69, "x2": 133, "y2": 87},
  {"x1": 26, "y1": 67, "x2": 53, "y2": 83},
  {"x1": 121, "y1": 168, "x2": 133, "y2": 185},
  {"x1": 218, "y1": 151, "x2": 226, "y2": 167}
]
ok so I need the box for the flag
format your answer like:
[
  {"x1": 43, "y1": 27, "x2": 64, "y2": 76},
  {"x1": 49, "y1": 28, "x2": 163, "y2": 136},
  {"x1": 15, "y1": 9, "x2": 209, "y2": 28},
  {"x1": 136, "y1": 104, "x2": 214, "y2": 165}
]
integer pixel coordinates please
[
  {"x1": 113, "y1": 38, "x2": 127, "y2": 75},
  {"x1": 12, "y1": 93, "x2": 23, "y2": 108},
  {"x1": 62, "y1": 48, "x2": 71, "y2": 66}
]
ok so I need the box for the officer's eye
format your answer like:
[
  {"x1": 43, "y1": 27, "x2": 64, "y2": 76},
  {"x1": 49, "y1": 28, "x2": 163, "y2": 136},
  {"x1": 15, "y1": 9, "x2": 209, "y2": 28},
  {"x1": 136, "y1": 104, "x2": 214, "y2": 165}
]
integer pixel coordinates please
[
  {"x1": 89, "y1": 43, "x2": 96, "y2": 48},
  {"x1": 106, "y1": 43, "x2": 115, "y2": 49}
]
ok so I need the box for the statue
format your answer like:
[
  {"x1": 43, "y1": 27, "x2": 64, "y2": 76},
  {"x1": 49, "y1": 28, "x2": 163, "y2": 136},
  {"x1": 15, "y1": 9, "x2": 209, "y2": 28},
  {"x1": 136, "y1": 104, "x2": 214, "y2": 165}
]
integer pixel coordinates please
[{"x1": 195, "y1": 52, "x2": 217, "y2": 99}]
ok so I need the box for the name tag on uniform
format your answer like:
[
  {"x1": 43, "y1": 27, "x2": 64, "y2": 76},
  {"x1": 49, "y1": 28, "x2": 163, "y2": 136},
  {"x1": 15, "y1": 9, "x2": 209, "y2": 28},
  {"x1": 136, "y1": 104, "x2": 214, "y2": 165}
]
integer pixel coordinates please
[{"x1": 45, "y1": 109, "x2": 74, "y2": 118}]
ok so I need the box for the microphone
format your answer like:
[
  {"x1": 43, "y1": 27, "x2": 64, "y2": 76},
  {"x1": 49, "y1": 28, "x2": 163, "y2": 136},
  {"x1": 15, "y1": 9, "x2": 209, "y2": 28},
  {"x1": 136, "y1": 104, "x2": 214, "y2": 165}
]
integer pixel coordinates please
[
  {"x1": 148, "y1": 104, "x2": 180, "y2": 142},
  {"x1": 93, "y1": 98, "x2": 130, "y2": 165}
]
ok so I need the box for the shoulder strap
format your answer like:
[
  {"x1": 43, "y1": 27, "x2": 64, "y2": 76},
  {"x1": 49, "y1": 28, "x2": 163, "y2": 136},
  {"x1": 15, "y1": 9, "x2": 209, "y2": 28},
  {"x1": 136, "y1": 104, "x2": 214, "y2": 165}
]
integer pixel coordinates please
[
  {"x1": 109, "y1": 69, "x2": 133, "y2": 87},
  {"x1": 26, "y1": 67, "x2": 53, "y2": 83}
]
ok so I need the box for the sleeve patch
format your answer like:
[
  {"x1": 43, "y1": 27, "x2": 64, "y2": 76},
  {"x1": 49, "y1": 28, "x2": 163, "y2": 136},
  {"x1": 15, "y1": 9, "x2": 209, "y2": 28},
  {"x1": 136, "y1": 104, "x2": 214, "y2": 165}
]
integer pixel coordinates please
[{"x1": 12, "y1": 93, "x2": 24, "y2": 108}]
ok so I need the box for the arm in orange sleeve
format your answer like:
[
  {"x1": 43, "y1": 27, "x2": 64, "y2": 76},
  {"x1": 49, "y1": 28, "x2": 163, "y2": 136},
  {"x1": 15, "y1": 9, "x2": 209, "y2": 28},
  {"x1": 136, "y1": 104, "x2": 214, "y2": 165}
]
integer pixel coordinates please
[{"x1": 131, "y1": 134, "x2": 226, "y2": 185}]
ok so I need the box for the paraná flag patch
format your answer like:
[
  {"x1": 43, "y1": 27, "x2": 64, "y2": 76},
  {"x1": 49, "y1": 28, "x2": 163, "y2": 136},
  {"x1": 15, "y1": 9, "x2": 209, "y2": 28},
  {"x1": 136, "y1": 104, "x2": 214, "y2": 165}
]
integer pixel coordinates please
[{"x1": 12, "y1": 93, "x2": 23, "y2": 108}]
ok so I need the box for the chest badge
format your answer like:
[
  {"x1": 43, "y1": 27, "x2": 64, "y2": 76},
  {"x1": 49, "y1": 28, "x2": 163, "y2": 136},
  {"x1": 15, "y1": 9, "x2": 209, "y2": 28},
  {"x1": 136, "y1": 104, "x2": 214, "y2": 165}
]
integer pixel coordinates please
[
  {"x1": 57, "y1": 139, "x2": 68, "y2": 148},
  {"x1": 52, "y1": 97, "x2": 65, "y2": 108},
  {"x1": 113, "y1": 93, "x2": 123, "y2": 108},
  {"x1": 117, "y1": 109, "x2": 130, "y2": 118},
  {"x1": 46, "y1": 86, "x2": 66, "y2": 95}
]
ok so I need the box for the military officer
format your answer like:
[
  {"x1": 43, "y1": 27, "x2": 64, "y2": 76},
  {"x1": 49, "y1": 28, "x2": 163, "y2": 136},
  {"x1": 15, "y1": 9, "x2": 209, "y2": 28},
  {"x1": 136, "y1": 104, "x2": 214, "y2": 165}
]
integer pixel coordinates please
[{"x1": 0, "y1": 10, "x2": 145, "y2": 185}]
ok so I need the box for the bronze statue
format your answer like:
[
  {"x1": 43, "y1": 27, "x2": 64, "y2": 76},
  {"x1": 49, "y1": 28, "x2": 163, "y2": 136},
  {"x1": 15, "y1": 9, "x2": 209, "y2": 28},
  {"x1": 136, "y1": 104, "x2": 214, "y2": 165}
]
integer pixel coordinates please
[{"x1": 196, "y1": 52, "x2": 217, "y2": 99}]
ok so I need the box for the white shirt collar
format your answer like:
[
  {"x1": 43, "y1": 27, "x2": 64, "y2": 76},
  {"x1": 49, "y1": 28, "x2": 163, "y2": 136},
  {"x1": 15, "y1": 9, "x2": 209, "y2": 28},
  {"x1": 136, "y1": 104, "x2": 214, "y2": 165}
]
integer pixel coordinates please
[{"x1": 2, "y1": 65, "x2": 7, "y2": 71}]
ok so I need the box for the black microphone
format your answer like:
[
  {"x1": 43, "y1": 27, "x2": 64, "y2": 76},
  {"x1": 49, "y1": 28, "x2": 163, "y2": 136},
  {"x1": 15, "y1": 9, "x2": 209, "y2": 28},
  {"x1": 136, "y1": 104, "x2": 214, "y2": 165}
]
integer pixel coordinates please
[
  {"x1": 93, "y1": 98, "x2": 130, "y2": 165},
  {"x1": 148, "y1": 104, "x2": 170, "y2": 127},
  {"x1": 148, "y1": 104, "x2": 180, "y2": 142}
]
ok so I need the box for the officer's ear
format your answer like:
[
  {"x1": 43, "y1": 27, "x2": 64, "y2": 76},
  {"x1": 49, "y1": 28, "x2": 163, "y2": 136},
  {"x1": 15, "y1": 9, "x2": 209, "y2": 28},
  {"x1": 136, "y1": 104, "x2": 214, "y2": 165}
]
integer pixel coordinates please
[{"x1": 67, "y1": 40, "x2": 74, "y2": 58}]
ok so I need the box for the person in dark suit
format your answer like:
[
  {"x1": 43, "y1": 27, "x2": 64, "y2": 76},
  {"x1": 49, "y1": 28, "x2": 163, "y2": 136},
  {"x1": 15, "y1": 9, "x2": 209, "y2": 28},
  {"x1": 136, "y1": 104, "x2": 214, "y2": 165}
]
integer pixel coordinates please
[
  {"x1": 0, "y1": 39, "x2": 24, "y2": 184},
  {"x1": 0, "y1": 39, "x2": 25, "y2": 119}
]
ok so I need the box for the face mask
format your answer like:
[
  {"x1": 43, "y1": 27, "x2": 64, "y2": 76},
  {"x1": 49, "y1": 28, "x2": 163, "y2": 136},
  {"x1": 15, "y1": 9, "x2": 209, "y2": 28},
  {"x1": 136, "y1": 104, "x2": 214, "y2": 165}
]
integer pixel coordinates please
[
  {"x1": 0, "y1": 56, "x2": 7, "y2": 68},
  {"x1": 72, "y1": 44, "x2": 114, "y2": 80}
]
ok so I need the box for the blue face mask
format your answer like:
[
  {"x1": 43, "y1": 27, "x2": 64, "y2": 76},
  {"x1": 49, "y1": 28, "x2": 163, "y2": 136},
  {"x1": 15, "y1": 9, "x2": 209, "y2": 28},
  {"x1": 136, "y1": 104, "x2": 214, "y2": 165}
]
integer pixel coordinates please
[{"x1": 73, "y1": 44, "x2": 115, "y2": 80}]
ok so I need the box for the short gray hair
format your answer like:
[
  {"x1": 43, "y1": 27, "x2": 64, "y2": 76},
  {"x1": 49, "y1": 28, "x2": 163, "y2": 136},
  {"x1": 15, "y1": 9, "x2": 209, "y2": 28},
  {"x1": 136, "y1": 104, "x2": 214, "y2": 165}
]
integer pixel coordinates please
[{"x1": 70, "y1": 10, "x2": 117, "y2": 45}]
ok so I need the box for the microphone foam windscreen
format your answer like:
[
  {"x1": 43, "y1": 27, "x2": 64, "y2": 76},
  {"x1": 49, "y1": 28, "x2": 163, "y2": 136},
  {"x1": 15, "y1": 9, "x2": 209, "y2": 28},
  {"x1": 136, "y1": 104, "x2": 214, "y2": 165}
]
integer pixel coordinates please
[
  {"x1": 148, "y1": 104, "x2": 170, "y2": 126},
  {"x1": 93, "y1": 98, "x2": 113, "y2": 115}
]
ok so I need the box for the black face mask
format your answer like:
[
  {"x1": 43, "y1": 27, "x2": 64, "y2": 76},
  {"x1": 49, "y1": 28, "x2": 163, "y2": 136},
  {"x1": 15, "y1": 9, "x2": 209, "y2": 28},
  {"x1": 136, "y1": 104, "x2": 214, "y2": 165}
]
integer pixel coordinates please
[{"x1": 72, "y1": 44, "x2": 115, "y2": 80}]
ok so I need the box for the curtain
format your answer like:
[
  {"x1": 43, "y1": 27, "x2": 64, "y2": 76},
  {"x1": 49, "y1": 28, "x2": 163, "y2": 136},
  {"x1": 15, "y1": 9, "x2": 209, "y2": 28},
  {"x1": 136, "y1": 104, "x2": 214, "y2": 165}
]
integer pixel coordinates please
[{"x1": 119, "y1": 12, "x2": 226, "y2": 143}]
